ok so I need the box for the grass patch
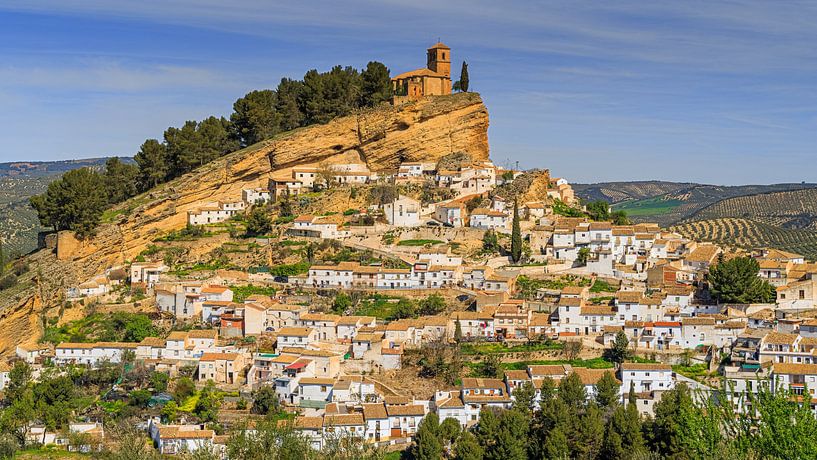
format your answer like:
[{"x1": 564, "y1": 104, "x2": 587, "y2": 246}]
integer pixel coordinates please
[
  {"x1": 590, "y1": 279, "x2": 617, "y2": 293},
  {"x1": 460, "y1": 341, "x2": 563, "y2": 356},
  {"x1": 178, "y1": 393, "x2": 200, "y2": 412},
  {"x1": 466, "y1": 357, "x2": 616, "y2": 376},
  {"x1": 672, "y1": 363, "x2": 711, "y2": 382},
  {"x1": 231, "y1": 285, "x2": 278, "y2": 303},
  {"x1": 397, "y1": 239, "x2": 445, "y2": 247},
  {"x1": 269, "y1": 261, "x2": 310, "y2": 277},
  {"x1": 355, "y1": 294, "x2": 408, "y2": 320}
]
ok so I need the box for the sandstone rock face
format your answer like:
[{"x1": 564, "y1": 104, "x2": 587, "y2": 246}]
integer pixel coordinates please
[
  {"x1": 61, "y1": 92, "x2": 490, "y2": 268},
  {"x1": 0, "y1": 93, "x2": 490, "y2": 355}
]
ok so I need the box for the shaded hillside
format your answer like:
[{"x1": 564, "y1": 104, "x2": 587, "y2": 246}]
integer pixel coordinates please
[
  {"x1": 572, "y1": 181, "x2": 696, "y2": 204},
  {"x1": 0, "y1": 158, "x2": 124, "y2": 255},
  {"x1": 692, "y1": 188, "x2": 817, "y2": 229},
  {"x1": 671, "y1": 218, "x2": 817, "y2": 260}
]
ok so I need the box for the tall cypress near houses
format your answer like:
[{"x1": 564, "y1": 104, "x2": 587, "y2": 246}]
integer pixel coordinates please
[{"x1": 511, "y1": 199, "x2": 522, "y2": 262}]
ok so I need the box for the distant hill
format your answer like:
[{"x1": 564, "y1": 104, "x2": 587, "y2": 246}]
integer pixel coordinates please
[
  {"x1": 0, "y1": 158, "x2": 128, "y2": 256},
  {"x1": 692, "y1": 188, "x2": 817, "y2": 230},
  {"x1": 574, "y1": 181, "x2": 817, "y2": 227},
  {"x1": 671, "y1": 218, "x2": 817, "y2": 261}
]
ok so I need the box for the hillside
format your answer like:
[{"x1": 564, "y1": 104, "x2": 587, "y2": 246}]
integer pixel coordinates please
[
  {"x1": 0, "y1": 158, "x2": 121, "y2": 256},
  {"x1": 670, "y1": 218, "x2": 817, "y2": 260},
  {"x1": 572, "y1": 181, "x2": 697, "y2": 204},
  {"x1": 575, "y1": 181, "x2": 817, "y2": 227},
  {"x1": 0, "y1": 93, "x2": 490, "y2": 354},
  {"x1": 692, "y1": 188, "x2": 817, "y2": 229}
]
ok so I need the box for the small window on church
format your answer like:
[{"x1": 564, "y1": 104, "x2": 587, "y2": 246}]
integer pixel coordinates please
[{"x1": 442, "y1": 52, "x2": 446, "y2": 60}]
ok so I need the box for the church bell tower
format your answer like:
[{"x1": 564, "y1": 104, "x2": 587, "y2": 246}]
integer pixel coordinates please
[{"x1": 427, "y1": 42, "x2": 451, "y2": 78}]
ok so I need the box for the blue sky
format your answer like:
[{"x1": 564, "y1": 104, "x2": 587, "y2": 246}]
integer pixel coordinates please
[{"x1": 0, "y1": 1, "x2": 815, "y2": 184}]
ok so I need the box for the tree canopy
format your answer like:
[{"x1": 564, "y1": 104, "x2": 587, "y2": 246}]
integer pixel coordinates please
[
  {"x1": 709, "y1": 255, "x2": 776, "y2": 304},
  {"x1": 30, "y1": 167, "x2": 108, "y2": 238}
]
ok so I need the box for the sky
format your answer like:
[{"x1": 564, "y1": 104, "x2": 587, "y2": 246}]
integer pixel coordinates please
[{"x1": 0, "y1": 1, "x2": 815, "y2": 185}]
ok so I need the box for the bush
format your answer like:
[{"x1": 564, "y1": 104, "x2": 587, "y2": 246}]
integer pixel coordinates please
[{"x1": 0, "y1": 275, "x2": 17, "y2": 290}]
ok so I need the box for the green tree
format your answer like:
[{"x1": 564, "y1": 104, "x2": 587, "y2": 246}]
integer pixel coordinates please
[
  {"x1": 439, "y1": 417, "x2": 462, "y2": 446},
  {"x1": 359, "y1": 61, "x2": 392, "y2": 107},
  {"x1": 459, "y1": 61, "x2": 469, "y2": 92},
  {"x1": 512, "y1": 381, "x2": 536, "y2": 415},
  {"x1": 482, "y1": 229, "x2": 500, "y2": 253},
  {"x1": 129, "y1": 389, "x2": 152, "y2": 408},
  {"x1": 510, "y1": 200, "x2": 522, "y2": 263},
  {"x1": 709, "y1": 255, "x2": 776, "y2": 303},
  {"x1": 332, "y1": 292, "x2": 352, "y2": 314},
  {"x1": 230, "y1": 89, "x2": 281, "y2": 147},
  {"x1": 487, "y1": 409, "x2": 529, "y2": 460},
  {"x1": 454, "y1": 319, "x2": 463, "y2": 343},
  {"x1": 252, "y1": 385, "x2": 280, "y2": 415},
  {"x1": 161, "y1": 401, "x2": 178, "y2": 423},
  {"x1": 595, "y1": 370, "x2": 620, "y2": 409},
  {"x1": 275, "y1": 78, "x2": 305, "y2": 132},
  {"x1": 134, "y1": 139, "x2": 170, "y2": 190},
  {"x1": 611, "y1": 210, "x2": 629, "y2": 225},
  {"x1": 413, "y1": 412, "x2": 442, "y2": 460},
  {"x1": 151, "y1": 371, "x2": 169, "y2": 392},
  {"x1": 392, "y1": 298, "x2": 416, "y2": 319},
  {"x1": 481, "y1": 354, "x2": 503, "y2": 379},
  {"x1": 30, "y1": 167, "x2": 107, "y2": 238},
  {"x1": 245, "y1": 206, "x2": 272, "y2": 237},
  {"x1": 454, "y1": 431, "x2": 484, "y2": 460},
  {"x1": 586, "y1": 200, "x2": 610, "y2": 221},
  {"x1": 574, "y1": 403, "x2": 605, "y2": 459},
  {"x1": 103, "y1": 157, "x2": 139, "y2": 204},
  {"x1": 577, "y1": 247, "x2": 591, "y2": 266},
  {"x1": 418, "y1": 293, "x2": 446, "y2": 316},
  {"x1": 606, "y1": 330, "x2": 631, "y2": 364},
  {"x1": 194, "y1": 382, "x2": 222, "y2": 423},
  {"x1": 558, "y1": 372, "x2": 587, "y2": 411},
  {"x1": 173, "y1": 377, "x2": 196, "y2": 403}
]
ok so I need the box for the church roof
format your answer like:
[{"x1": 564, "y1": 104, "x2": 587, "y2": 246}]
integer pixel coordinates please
[
  {"x1": 428, "y1": 42, "x2": 450, "y2": 50},
  {"x1": 392, "y1": 67, "x2": 448, "y2": 80}
]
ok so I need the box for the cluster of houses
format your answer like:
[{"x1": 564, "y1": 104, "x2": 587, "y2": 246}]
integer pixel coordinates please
[{"x1": 184, "y1": 158, "x2": 576, "y2": 230}]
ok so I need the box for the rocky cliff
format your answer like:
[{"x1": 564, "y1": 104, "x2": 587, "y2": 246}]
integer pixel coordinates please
[{"x1": 0, "y1": 92, "x2": 490, "y2": 354}]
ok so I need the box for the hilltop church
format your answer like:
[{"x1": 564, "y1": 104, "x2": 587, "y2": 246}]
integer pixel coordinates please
[{"x1": 392, "y1": 42, "x2": 452, "y2": 104}]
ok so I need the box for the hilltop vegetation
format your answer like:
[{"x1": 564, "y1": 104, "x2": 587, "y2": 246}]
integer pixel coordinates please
[
  {"x1": 0, "y1": 158, "x2": 118, "y2": 256},
  {"x1": 29, "y1": 62, "x2": 393, "y2": 240}
]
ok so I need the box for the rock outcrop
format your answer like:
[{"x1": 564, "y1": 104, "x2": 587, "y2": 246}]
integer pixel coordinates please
[{"x1": 0, "y1": 93, "x2": 490, "y2": 354}]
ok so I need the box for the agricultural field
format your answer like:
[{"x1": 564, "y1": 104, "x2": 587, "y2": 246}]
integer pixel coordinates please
[
  {"x1": 671, "y1": 218, "x2": 817, "y2": 260},
  {"x1": 693, "y1": 188, "x2": 817, "y2": 229},
  {"x1": 613, "y1": 196, "x2": 684, "y2": 217}
]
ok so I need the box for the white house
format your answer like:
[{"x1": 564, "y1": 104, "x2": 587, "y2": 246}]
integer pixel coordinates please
[
  {"x1": 383, "y1": 195, "x2": 422, "y2": 227},
  {"x1": 469, "y1": 208, "x2": 509, "y2": 230},
  {"x1": 276, "y1": 327, "x2": 319, "y2": 350},
  {"x1": 242, "y1": 188, "x2": 271, "y2": 204},
  {"x1": 130, "y1": 262, "x2": 168, "y2": 288},
  {"x1": 619, "y1": 363, "x2": 674, "y2": 395}
]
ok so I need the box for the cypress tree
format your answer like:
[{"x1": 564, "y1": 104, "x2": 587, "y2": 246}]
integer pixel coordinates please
[
  {"x1": 460, "y1": 61, "x2": 469, "y2": 92},
  {"x1": 454, "y1": 319, "x2": 463, "y2": 343},
  {"x1": 511, "y1": 200, "x2": 522, "y2": 263}
]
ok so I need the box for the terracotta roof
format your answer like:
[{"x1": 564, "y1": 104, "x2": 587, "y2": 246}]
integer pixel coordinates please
[
  {"x1": 299, "y1": 377, "x2": 335, "y2": 386},
  {"x1": 362, "y1": 403, "x2": 388, "y2": 419},
  {"x1": 278, "y1": 327, "x2": 314, "y2": 337},
  {"x1": 528, "y1": 365, "x2": 570, "y2": 377},
  {"x1": 323, "y1": 414, "x2": 364, "y2": 426},
  {"x1": 573, "y1": 368, "x2": 618, "y2": 385},
  {"x1": 461, "y1": 377, "x2": 506, "y2": 389},
  {"x1": 386, "y1": 404, "x2": 425, "y2": 416},
  {"x1": 581, "y1": 306, "x2": 615, "y2": 316},
  {"x1": 199, "y1": 352, "x2": 240, "y2": 362},
  {"x1": 504, "y1": 370, "x2": 531, "y2": 381},
  {"x1": 762, "y1": 332, "x2": 799, "y2": 345},
  {"x1": 384, "y1": 395, "x2": 411, "y2": 405},
  {"x1": 187, "y1": 329, "x2": 217, "y2": 339},
  {"x1": 773, "y1": 363, "x2": 817, "y2": 375},
  {"x1": 292, "y1": 416, "x2": 324, "y2": 429},
  {"x1": 682, "y1": 318, "x2": 716, "y2": 326}
]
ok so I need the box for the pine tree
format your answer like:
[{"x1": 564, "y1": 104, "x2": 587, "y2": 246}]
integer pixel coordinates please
[
  {"x1": 558, "y1": 372, "x2": 587, "y2": 411},
  {"x1": 359, "y1": 61, "x2": 392, "y2": 107},
  {"x1": 414, "y1": 412, "x2": 442, "y2": 460},
  {"x1": 512, "y1": 381, "x2": 536, "y2": 415},
  {"x1": 454, "y1": 431, "x2": 484, "y2": 460},
  {"x1": 460, "y1": 61, "x2": 469, "y2": 92},
  {"x1": 134, "y1": 139, "x2": 169, "y2": 190},
  {"x1": 606, "y1": 330, "x2": 631, "y2": 363},
  {"x1": 510, "y1": 200, "x2": 522, "y2": 263},
  {"x1": 595, "y1": 370, "x2": 620, "y2": 409}
]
